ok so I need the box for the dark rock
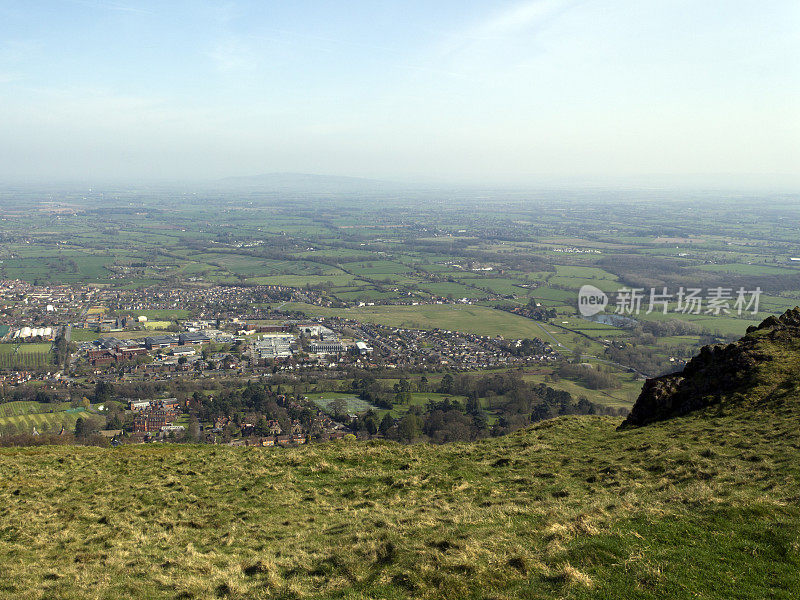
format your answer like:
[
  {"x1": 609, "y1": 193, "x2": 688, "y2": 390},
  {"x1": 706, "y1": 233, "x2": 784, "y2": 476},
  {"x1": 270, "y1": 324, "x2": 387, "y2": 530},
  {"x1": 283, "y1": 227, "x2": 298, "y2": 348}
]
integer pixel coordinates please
[{"x1": 620, "y1": 307, "x2": 800, "y2": 428}]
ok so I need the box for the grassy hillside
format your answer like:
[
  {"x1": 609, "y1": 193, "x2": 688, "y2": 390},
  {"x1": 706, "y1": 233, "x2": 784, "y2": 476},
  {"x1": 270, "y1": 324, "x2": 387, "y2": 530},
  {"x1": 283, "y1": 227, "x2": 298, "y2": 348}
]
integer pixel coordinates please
[{"x1": 1, "y1": 401, "x2": 798, "y2": 599}]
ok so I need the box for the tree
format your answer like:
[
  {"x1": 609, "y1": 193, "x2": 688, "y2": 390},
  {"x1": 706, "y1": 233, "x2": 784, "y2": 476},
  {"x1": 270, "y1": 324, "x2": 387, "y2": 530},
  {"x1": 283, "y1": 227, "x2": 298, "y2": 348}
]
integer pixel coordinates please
[
  {"x1": 466, "y1": 393, "x2": 480, "y2": 415},
  {"x1": 363, "y1": 411, "x2": 378, "y2": 435},
  {"x1": 398, "y1": 413, "x2": 422, "y2": 441},
  {"x1": 379, "y1": 413, "x2": 394, "y2": 435},
  {"x1": 187, "y1": 415, "x2": 201, "y2": 441},
  {"x1": 107, "y1": 411, "x2": 123, "y2": 430},
  {"x1": 330, "y1": 398, "x2": 347, "y2": 418},
  {"x1": 74, "y1": 417, "x2": 90, "y2": 438},
  {"x1": 94, "y1": 381, "x2": 114, "y2": 403}
]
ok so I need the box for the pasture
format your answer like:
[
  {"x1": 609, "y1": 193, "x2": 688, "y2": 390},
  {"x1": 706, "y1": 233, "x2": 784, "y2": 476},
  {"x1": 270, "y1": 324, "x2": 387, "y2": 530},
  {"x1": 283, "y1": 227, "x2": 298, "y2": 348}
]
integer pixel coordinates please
[{"x1": 283, "y1": 303, "x2": 549, "y2": 339}]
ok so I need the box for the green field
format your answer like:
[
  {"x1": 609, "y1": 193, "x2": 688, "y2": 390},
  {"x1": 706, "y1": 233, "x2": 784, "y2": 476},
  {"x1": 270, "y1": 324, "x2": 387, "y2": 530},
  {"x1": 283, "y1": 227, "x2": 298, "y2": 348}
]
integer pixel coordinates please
[
  {"x1": 521, "y1": 370, "x2": 642, "y2": 410},
  {"x1": 0, "y1": 402, "x2": 102, "y2": 434},
  {"x1": 696, "y1": 263, "x2": 799, "y2": 275},
  {"x1": 305, "y1": 393, "x2": 378, "y2": 415},
  {"x1": 69, "y1": 328, "x2": 100, "y2": 342},
  {"x1": 0, "y1": 343, "x2": 53, "y2": 369},
  {"x1": 283, "y1": 302, "x2": 549, "y2": 339},
  {"x1": 250, "y1": 274, "x2": 359, "y2": 287},
  {"x1": 0, "y1": 343, "x2": 52, "y2": 355},
  {"x1": 0, "y1": 401, "x2": 43, "y2": 417}
]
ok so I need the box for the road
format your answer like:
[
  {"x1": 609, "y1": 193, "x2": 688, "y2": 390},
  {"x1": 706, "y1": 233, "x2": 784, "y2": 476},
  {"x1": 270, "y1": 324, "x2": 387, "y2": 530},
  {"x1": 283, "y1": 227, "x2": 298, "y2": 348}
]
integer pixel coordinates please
[{"x1": 533, "y1": 321, "x2": 566, "y2": 348}]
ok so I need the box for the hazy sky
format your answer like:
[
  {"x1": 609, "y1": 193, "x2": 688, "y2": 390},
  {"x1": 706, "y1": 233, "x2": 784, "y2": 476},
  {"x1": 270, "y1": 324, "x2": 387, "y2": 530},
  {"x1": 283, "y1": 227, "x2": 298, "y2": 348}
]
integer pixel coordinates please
[{"x1": 0, "y1": 1, "x2": 798, "y2": 185}]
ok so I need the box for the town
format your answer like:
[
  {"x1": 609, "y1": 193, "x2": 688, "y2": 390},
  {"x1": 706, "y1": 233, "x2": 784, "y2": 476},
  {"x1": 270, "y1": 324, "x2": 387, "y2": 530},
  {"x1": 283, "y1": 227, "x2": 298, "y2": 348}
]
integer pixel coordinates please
[{"x1": 0, "y1": 278, "x2": 573, "y2": 446}]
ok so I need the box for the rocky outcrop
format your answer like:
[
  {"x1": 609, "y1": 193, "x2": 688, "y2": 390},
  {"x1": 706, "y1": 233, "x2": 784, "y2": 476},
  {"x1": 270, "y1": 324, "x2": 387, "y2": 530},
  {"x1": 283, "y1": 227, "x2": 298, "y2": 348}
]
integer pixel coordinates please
[{"x1": 620, "y1": 307, "x2": 800, "y2": 427}]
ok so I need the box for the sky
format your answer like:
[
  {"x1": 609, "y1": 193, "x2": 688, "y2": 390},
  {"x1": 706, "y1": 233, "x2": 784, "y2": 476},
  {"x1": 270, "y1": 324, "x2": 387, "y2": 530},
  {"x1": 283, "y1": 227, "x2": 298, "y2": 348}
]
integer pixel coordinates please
[{"x1": 0, "y1": 0, "x2": 798, "y2": 186}]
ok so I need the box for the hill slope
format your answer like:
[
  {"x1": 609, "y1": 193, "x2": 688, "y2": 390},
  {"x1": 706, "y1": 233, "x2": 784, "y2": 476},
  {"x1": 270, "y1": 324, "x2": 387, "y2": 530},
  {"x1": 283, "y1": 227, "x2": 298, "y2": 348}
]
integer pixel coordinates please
[
  {"x1": 623, "y1": 307, "x2": 800, "y2": 427},
  {"x1": 1, "y1": 401, "x2": 799, "y2": 599}
]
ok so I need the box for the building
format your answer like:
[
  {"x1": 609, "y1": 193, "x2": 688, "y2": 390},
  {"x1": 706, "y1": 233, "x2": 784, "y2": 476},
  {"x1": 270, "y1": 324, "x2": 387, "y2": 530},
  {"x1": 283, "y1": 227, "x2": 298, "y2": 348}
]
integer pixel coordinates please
[
  {"x1": 144, "y1": 335, "x2": 179, "y2": 350},
  {"x1": 179, "y1": 331, "x2": 211, "y2": 345},
  {"x1": 132, "y1": 409, "x2": 178, "y2": 433},
  {"x1": 172, "y1": 346, "x2": 197, "y2": 357},
  {"x1": 255, "y1": 335, "x2": 295, "y2": 359},
  {"x1": 310, "y1": 341, "x2": 347, "y2": 355}
]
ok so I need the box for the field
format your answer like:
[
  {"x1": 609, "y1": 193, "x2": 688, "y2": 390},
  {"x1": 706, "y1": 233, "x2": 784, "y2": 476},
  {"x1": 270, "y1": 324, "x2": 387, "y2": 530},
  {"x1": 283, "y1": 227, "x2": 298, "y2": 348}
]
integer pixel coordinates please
[
  {"x1": 0, "y1": 400, "x2": 797, "y2": 599},
  {"x1": 283, "y1": 303, "x2": 549, "y2": 339},
  {"x1": 3, "y1": 191, "x2": 800, "y2": 389},
  {"x1": 69, "y1": 328, "x2": 100, "y2": 342},
  {"x1": 305, "y1": 393, "x2": 378, "y2": 415},
  {"x1": 0, "y1": 401, "x2": 102, "y2": 434},
  {"x1": 0, "y1": 343, "x2": 53, "y2": 369}
]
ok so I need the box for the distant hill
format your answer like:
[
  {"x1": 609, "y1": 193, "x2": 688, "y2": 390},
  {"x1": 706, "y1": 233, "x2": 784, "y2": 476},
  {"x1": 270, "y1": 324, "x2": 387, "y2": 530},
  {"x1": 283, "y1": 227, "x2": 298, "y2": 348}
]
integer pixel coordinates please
[
  {"x1": 217, "y1": 172, "x2": 406, "y2": 194},
  {"x1": 622, "y1": 307, "x2": 800, "y2": 427}
]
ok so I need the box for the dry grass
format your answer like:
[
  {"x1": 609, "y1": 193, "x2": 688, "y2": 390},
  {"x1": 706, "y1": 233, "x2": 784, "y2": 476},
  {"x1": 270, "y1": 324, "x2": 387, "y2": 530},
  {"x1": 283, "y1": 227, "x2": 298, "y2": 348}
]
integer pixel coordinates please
[{"x1": 1, "y1": 402, "x2": 799, "y2": 599}]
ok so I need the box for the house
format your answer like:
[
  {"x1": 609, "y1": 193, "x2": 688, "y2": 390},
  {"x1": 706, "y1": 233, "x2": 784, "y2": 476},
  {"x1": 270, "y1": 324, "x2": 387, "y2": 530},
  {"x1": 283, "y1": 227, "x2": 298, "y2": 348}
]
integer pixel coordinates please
[
  {"x1": 129, "y1": 399, "x2": 151, "y2": 411},
  {"x1": 158, "y1": 398, "x2": 180, "y2": 410}
]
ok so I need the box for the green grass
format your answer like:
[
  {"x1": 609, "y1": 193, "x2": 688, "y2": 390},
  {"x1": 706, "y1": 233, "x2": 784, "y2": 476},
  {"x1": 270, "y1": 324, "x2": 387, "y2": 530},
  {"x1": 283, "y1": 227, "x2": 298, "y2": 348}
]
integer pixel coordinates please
[
  {"x1": 0, "y1": 400, "x2": 798, "y2": 599},
  {"x1": 0, "y1": 401, "x2": 43, "y2": 417},
  {"x1": 0, "y1": 343, "x2": 52, "y2": 355},
  {"x1": 0, "y1": 343, "x2": 54, "y2": 369},
  {"x1": 305, "y1": 393, "x2": 378, "y2": 415},
  {"x1": 521, "y1": 371, "x2": 642, "y2": 410},
  {"x1": 0, "y1": 402, "x2": 103, "y2": 434},
  {"x1": 282, "y1": 302, "x2": 551, "y2": 339},
  {"x1": 250, "y1": 274, "x2": 359, "y2": 287},
  {"x1": 419, "y1": 282, "x2": 483, "y2": 298},
  {"x1": 696, "y1": 262, "x2": 798, "y2": 275},
  {"x1": 69, "y1": 328, "x2": 100, "y2": 342}
]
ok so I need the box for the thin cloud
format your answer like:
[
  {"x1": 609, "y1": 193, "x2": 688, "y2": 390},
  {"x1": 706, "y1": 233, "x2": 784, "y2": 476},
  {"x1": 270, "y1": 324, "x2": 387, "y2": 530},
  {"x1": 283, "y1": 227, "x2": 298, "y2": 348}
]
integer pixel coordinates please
[
  {"x1": 207, "y1": 39, "x2": 258, "y2": 74},
  {"x1": 63, "y1": 0, "x2": 155, "y2": 15},
  {"x1": 436, "y1": 0, "x2": 581, "y2": 58},
  {"x1": 481, "y1": 0, "x2": 574, "y2": 38}
]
